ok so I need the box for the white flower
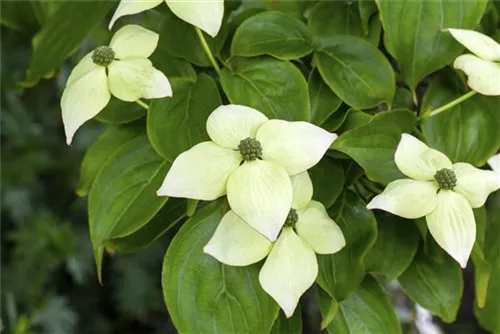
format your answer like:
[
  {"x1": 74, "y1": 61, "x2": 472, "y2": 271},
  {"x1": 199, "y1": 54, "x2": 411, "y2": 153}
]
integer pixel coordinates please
[
  {"x1": 367, "y1": 134, "x2": 500, "y2": 267},
  {"x1": 157, "y1": 105, "x2": 336, "y2": 241},
  {"x1": 203, "y1": 171, "x2": 345, "y2": 317},
  {"x1": 108, "y1": 0, "x2": 224, "y2": 38},
  {"x1": 447, "y1": 28, "x2": 500, "y2": 96},
  {"x1": 61, "y1": 25, "x2": 171, "y2": 145},
  {"x1": 488, "y1": 153, "x2": 500, "y2": 173}
]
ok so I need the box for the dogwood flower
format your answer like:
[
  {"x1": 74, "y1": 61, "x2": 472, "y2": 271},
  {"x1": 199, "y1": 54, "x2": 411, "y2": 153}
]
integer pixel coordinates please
[
  {"x1": 61, "y1": 25, "x2": 171, "y2": 145},
  {"x1": 157, "y1": 105, "x2": 336, "y2": 241},
  {"x1": 447, "y1": 28, "x2": 500, "y2": 95},
  {"x1": 489, "y1": 153, "x2": 500, "y2": 173},
  {"x1": 367, "y1": 134, "x2": 500, "y2": 267},
  {"x1": 203, "y1": 171, "x2": 345, "y2": 317},
  {"x1": 108, "y1": 0, "x2": 224, "y2": 37}
]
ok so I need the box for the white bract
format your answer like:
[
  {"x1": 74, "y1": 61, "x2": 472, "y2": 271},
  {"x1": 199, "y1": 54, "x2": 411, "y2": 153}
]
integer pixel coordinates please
[
  {"x1": 109, "y1": 0, "x2": 224, "y2": 37},
  {"x1": 157, "y1": 105, "x2": 336, "y2": 242},
  {"x1": 367, "y1": 134, "x2": 500, "y2": 268},
  {"x1": 203, "y1": 171, "x2": 345, "y2": 317},
  {"x1": 489, "y1": 153, "x2": 500, "y2": 173},
  {"x1": 447, "y1": 28, "x2": 500, "y2": 95},
  {"x1": 61, "y1": 25, "x2": 171, "y2": 145}
]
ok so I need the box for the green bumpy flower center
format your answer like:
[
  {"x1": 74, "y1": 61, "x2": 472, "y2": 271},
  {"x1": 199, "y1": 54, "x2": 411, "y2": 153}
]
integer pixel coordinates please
[
  {"x1": 238, "y1": 137, "x2": 262, "y2": 161},
  {"x1": 434, "y1": 168, "x2": 457, "y2": 190},
  {"x1": 284, "y1": 208, "x2": 298, "y2": 228},
  {"x1": 92, "y1": 46, "x2": 115, "y2": 66}
]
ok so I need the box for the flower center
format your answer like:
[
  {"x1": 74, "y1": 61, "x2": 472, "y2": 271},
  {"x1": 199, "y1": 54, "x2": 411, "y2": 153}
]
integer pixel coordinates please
[
  {"x1": 434, "y1": 168, "x2": 457, "y2": 190},
  {"x1": 92, "y1": 46, "x2": 115, "y2": 66},
  {"x1": 284, "y1": 208, "x2": 298, "y2": 228},
  {"x1": 238, "y1": 137, "x2": 262, "y2": 161}
]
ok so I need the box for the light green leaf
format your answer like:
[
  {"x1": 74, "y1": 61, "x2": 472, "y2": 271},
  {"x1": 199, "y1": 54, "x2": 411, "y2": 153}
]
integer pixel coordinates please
[
  {"x1": 77, "y1": 124, "x2": 143, "y2": 197},
  {"x1": 320, "y1": 276, "x2": 401, "y2": 334},
  {"x1": 89, "y1": 135, "x2": 170, "y2": 281},
  {"x1": 471, "y1": 243, "x2": 491, "y2": 308},
  {"x1": 220, "y1": 57, "x2": 310, "y2": 121},
  {"x1": 317, "y1": 191, "x2": 377, "y2": 301},
  {"x1": 377, "y1": 0, "x2": 487, "y2": 93},
  {"x1": 309, "y1": 69, "x2": 342, "y2": 126},
  {"x1": 358, "y1": 0, "x2": 378, "y2": 35},
  {"x1": 332, "y1": 110, "x2": 417, "y2": 185},
  {"x1": 398, "y1": 248, "x2": 463, "y2": 323},
  {"x1": 421, "y1": 69, "x2": 500, "y2": 166},
  {"x1": 365, "y1": 213, "x2": 420, "y2": 280},
  {"x1": 147, "y1": 74, "x2": 221, "y2": 161},
  {"x1": 231, "y1": 11, "x2": 313, "y2": 60},
  {"x1": 162, "y1": 200, "x2": 279, "y2": 333},
  {"x1": 315, "y1": 36, "x2": 395, "y2": 109}
]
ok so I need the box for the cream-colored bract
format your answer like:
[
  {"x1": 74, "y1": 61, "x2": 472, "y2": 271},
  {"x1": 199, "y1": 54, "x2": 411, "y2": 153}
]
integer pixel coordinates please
[
  {"x1": 489, "y1": 153, "x2": 500, "y2": 173},
  {"x1": 367, "y1": 134, "x2": 500, "y2": 268},
  {"x1": 204, "y1": 171, "x2": 345, "y2": 317},
  {"x1": 109, "y1": 0, "x2": 224, "y2": 38},
  {"x1": 447, "y1": 28, "x2": 500, "y2": 96},
  {"x1": 61, "y1": 25, "x2": 171, "y2": 145},
  {"x1": 157, "y1": 104, "x2": 337, "y2": 241}
]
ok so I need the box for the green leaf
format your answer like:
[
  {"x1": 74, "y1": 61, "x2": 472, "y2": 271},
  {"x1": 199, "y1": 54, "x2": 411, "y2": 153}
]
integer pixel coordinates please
[
  {"x1": 158, "y1": 8, "x2": 227, "y2": 67},
  {"x1": 270, "y1": 309, "x2": 302, "y2": 334},
  {"x1": 108, "y1": 198, "x2": 186, "y2": 253},
  {"x1": 317, "y1": 191, "x2": 377, "y2": 301},
  {"x1": 309, "y1": 157, "x2": 345, "y2": 209},
  {"x1": 358, "y1": 0, "x2": 378, "y2": 35},
  {"x1": 221, "y1": 57, "x2": 310, "y2": 121},
  {"x1": 376, "y1": 0, "x2": 487, "y2": 93},
  {"x1": 309, "y1": 69, "x2": 342, "y2": 126},
  {"x1": 231, "y1": 11, "x2": 313, "y2": 60},
  {"x1": 322, "y1": 106, "x2": 352, "y2": 132},
  {"x1": 162, "y1": 200, "x2": 279, "y2": 333},
  {"x1": 392, "y1": 87, "x2": 416, "y2": 111},
  {"x1": 95, "y1": 97, "x2": 146, "y2": 124},
  {"x1": 471, "y1": 243, "x2": 491, "y2": 309},
  {"x1": 475, "y1": 192, "x2": 500, "y2": 332},
  {"x1": 19, "y1": 1, "x2": 114, "y2": 87},
  {"x1": 1, "y1": 2, "x2": 39, "y2": 33},
  {"x1": 421, "y1": 69, "x2": 500, "y2": 166},
  {"x1": 314, "y1": 36, "x2": 395, "y2": 110},
  {"x1": 149, "y1": 52, "x2": 196, "y2": 81},
  {"x1": 364, "y1": 213, "x2": 420, "y2": 280},
  {"x1": 77, "y1": 124, "x2": 143, "y2": 197},
  {"x1": 398, "y1": 248, "x2": 463, "y2": 323},
  {"x1": 89, "y1": 135, "x2": 170, "y2": 281},
  {"x1": 317, "y1": 288, "x2": 339, "y2": 329},
  {"x1": 308, "y1": 1, "x2": 381, "y2": 46},
  {"x1": 332, "y1": 110, "x2": 417, "y2": 185},
  {"x1": 147, "y1": 74, "x2": 221, "y2": 161},
  {"x1": 320, "y1": 276, "x2": 401, "y2": 334}
]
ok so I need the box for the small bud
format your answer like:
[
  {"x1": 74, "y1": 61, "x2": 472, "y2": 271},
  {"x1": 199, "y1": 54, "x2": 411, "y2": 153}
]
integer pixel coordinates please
[
  {"x1": 284, "y1": 208, "x2": 298, "y2": 228},
  {"x1": 434, "y1": 168, "x2": 457, "y2": 190},
  {"x1": 92, "y1": 46, "x2": 115, "y2": 66},
  {"x1": 238, "y1": 137, "x2": 262, "y2": 161}
]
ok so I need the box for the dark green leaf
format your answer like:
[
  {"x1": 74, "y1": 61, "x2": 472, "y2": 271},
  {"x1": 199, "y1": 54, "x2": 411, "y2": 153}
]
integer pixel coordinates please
[
  {"x1": 147, "y1": 74, "x2": 221, "y2": 161},
  {"x1": 270, "y1": 309, "x2": 302, "y2": 334},
  {"x1": 320, "y1": 276, "x2": 401, "y2": 334},
  {"x1": 317, "y1": 191, "x2": 377, "y2": 301},
  {"x1": 332, "y1": 110, "x2": 417, "y2": 185},
  {"x1": 377, "y1": 0, "x2": 487, "y2": 93},
  {"x1": 309, "y1": 69, "x2": 342, "y2": 126},
  {"x1": 317, "y1": 287, "x2": 339, "y2": 329},
  {"x1": 77, "y1": 124, "x2": 143, "y2": 197},
  {"x1": 315, "y1": 36, "x2": 395, "y2": 109},
  {"x1": 1, "y1": 2, "x2": 39, "y2": 33},
  {"x1": 392, "y1": 87, "x2": 416, "y2": 110},
  {"x1": 95, "y1": 97, "x2": 146, "y2": 124},
  {"x1": 399, "y1": 248, "x2": 463, "y2": 323},
  {"x1": 221, "y1": 57, "x2": 310, "y2": 120},
  {"x1": 365, "y1": 213, "x2": 420, "y2": 280},
  {"x1": 149, "y1": 52, "x2": 197, "y2": 81},
  {"x1": 322, "y1": 106, "x2": 352, "y2": 132},
  {"x1": 231, "y1": 11, "x2": 313, "y2": 60},
  {"x1": 162, "y1": 201, "x2": 279, "y2": 333},
  {"x1": 421, "y1": 69, "x2": 500, "y2": 166},
  {"x1": 20, "y1": 1, "x2": 114, "y2": 87},
  {"x1": 358, "y1": 0, "x2": 378, "y2": 35},
  {"x1": 89, "y1": 135, "x2": 170, "y2": 281},
  {"x1": 309, "y1": 158, "x2": 345, "y2": 209}
]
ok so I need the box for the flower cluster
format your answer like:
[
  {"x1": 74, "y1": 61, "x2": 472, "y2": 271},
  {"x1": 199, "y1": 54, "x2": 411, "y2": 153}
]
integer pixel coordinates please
[
  {"x1": 158, "y1": 105, "x2": 345, "y2": 316},
  {"x1": 367, "y1": 134, "x2": 500, "y2": 267}
]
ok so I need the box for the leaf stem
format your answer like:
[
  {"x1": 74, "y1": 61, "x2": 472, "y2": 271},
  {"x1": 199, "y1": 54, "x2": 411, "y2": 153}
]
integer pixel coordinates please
[
  {"x1": 419, "y1": 90, "x2": 477, "y2": 121},
  {"x1": 195, "y1": 27, "x2": 221, "y2": 75},
  {"x1": 135, "y1": 99, "x2": 149, "y2": 110}
]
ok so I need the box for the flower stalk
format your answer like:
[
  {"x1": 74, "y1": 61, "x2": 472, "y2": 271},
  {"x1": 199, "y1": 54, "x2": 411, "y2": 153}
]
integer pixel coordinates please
[
  {"x1": 195, "y1": 27, "x2": 221, "y2": 75},
  {"x1": 419, "y1": 90, "x2": 477, "y2": 121}
]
